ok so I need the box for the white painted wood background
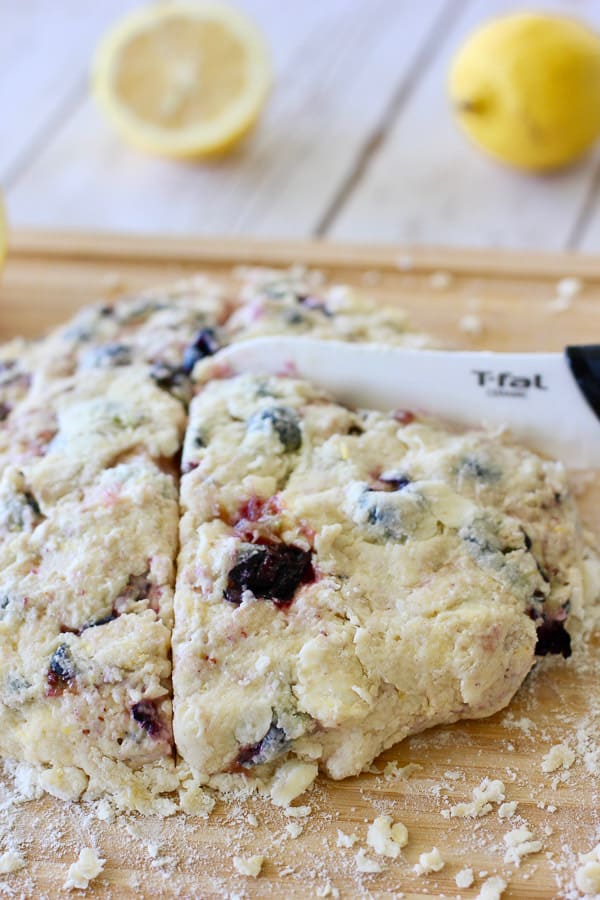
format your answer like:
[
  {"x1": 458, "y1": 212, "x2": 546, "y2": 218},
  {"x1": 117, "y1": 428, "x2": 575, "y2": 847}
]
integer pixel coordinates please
[{"x1": 3, "y1": 0, "x2": 600, "y2": 249}]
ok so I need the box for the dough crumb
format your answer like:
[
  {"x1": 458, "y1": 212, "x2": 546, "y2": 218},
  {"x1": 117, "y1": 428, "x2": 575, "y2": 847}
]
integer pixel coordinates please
[
  {"x1": 286, "y1": 822, "x2": 303, "y2": 839},
  {"x1": 361, "y1": 270, "x2": 381, "y2": 287},
  {"x1": 395, "y1": 253, "x2": 414, "y2": 270},
  {"x1": 64, "y1": 848, "x2": 105, "y2": 891},
  {"x1": 39, "y1": 765, "x2": 88, "y2": 802},
  {"x1": 337, "y1": 830, "x2": 358, "y2": 848},
  {"x1": 0, "y1": 850, "x2": 26, "y2": 874},
  {"x1": 477, "y1": 875, "x2": 507, "y2": 899},
  {"x1": 179, "y1": 779, "x2": 216, "y2": 817},
  {"x1": 270, "y1": 761, "x2": 317, "y2": 807},
  {"x1": 578, "y1": 844, "x2": 600, "y2": 865},
  {"x1": 10, "y1": 762, "x2": 44, "y2": 800},
  {"x1": 449, "y1": 778, "x2": 505, "y2": 818},
  {"x1": 316, "y1": 882, "x2": 340, "y2": 898},
  {"x1": 354, "y1": 848, "x2": 383, "y2": 873},
  {"x1": 556, "y1": 276, "x2": 583, "y2": 299},
  {"x1": 390, "y1": 822, "x2": 409, "y2": 847},
  {"x1": 456, "y1": 867, "x2": 474, "y2": 888},
  {"x1": 576, "y1": 860, "x2": 600, "y2": 895},
  {"x1": 383, "y1": 761, "x2": 422, "y2": 781},
  {"x1": 284, "y1": 804, "x2": 311, "y2": 818},
  {"x1": 366, "y1": 816, "x2": 408, "y2": 857},
  {"x1": 458, "y1": 313, "x2": 484, "y2": 336},
  {"x1": 498, "y1": 801, "x2": 518, "y2": 819},
  {"x1": 414, "y1": 847, "x2": 445, "y2": 875},
  {"x1": 541, "y1": 743, "x2": 575, "y2": 773},
  {"x1": 233, "y1": 855, "x2": 264, "y2": 878},
  {"x1": 94, "y1": 799, "x2": 115, "y2": 824},
  {"x1": 503, "y1": 827, "x2": 543, "y2": 865},
  {"x1": 429, "y1": 271, "x2": 453, "y2": 290}
]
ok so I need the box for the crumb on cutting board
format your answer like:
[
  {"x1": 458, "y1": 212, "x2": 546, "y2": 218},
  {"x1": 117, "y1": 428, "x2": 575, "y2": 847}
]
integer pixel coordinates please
[
  {"x1": 541, "y1": 743, "x2": 576, "y2": 773},
  {"x1": 0, "y1": 850, "x2": 26, "y2": 874},
  {"x1": 63, "y1": 848, "x2": 105, "y2": 891},
  {"x1": 413, "y1": 846, "x2": 445, "y2": 875},
  {"x1": 556, "y1": 276, "x2": 583, "y2": 299},
  {"x1": 447, "y1": 778, "x2": 505, "y2": 818},
  {"x1": 395, "y1": 253, "x2": 414, "y2": 271},
  {"x1": 354, "y1": 847, "x2": 383, "y2": 874},
  {"x1": 361, "y1": 270, "x2": 381, "y2": 287},
  {"x1": 316, "y1": 882, "x2": 340, "y2": 898},
  {"x1": 429, "y1": 271, "x2": 453, "y2": 290},
  {"x1": 233, "y1": 854, "x2": 264, "y2": 878},
  {"x1": 477, "y1": 874, "x2": 507, "y2": 899},
  {"x1": 497, "y1": 801, "x2": 518, "y2": 819},
  {"x1": 456, "y1": 866, "x2": 474, "y2": 888},
  {"x1": 458, "y1": 312, "x2": 484, "y2": 335},
  {"x1": 382, "y1": 761, "x2": 422, "y2": 781},
  {"x1": 366, "y1": 815, "x2": 408, "y2": 857},
  {"x1": 576, "y1": 860, "x2": 600, "y2": 895},
  {"x1": 270, "y1": 761, "x2": 318, "y2": 808},
  {"x1": 503, "y1": 827, "x2": 543, "y2": 866},
  {"x1": 336, "y1": 829, "x2": 357, "y2": 848}
]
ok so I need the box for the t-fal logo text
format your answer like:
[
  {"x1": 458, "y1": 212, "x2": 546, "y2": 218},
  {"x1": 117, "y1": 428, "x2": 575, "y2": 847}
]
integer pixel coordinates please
[{"x1": 472, "y1": 370, "x2": 548, "y2": 398}]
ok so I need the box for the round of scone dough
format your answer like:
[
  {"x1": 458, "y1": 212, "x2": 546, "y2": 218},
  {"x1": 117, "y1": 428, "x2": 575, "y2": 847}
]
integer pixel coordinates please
[
  {"x1": 173, "y1": 374, "x2": 582, "y2": 781},
  {"x1": 0, "y1": 267, "x2": 584, "y2": 810}
]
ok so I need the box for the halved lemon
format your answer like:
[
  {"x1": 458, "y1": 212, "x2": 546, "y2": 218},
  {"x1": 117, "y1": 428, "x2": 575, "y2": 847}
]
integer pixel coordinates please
[{"x1": 92, "y1": 2, "x2": 272, "y2": 159}]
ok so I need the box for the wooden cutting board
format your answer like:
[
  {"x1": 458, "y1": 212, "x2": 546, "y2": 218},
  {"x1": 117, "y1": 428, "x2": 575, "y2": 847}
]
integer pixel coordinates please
[{"x1": 1, "y1": 231, "x2": 599, "y2": 900}]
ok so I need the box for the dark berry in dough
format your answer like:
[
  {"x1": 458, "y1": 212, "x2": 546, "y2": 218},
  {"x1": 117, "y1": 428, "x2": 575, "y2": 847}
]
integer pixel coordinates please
[
  {"x1": 182, "y1": 328, "x2": 220, "y2": 374},
  {"x1": 247, "y1": 406, "x2": 302, "y2": 452},
  {"x1": 131, "y1": 700, "x2": 163, "y2": 737},
  {"x1": 236, "y1": 722, "x2": 290, "y2": 768},
  {"x1": 225, "y1": 543, "x2": 313, "y2": 606}
]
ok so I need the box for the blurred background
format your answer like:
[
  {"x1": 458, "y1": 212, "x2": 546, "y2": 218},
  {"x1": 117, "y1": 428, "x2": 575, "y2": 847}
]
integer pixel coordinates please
[{"x1": 2, "y1": 0, "x2": 600, "y2": 250}]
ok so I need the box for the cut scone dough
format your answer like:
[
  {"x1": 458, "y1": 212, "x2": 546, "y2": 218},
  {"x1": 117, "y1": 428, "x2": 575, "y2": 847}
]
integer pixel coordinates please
[
  {"x1": 173, "y1": 374, "x2": 582, "y2": 781},
  {"x1": 36, "y1": 275, "x2": 231, "y2": 387},
  {"x1": 33, "y1": 268, "x2": 431, "y2": 395},
  {"x1": 0, "y1": 365, "x2": 185, "y2": 492},
  {"x1": 0, "y1": 367, "x2": 184, "y2": 810},
  {"x1": 0, "y1": 339, "x2": 39, "y2": 413},
  {"x1": 0, "y1": 268, "x2": 585, "y2": 811},
  {"x1": 0, "y1": 267, "x2": 434, "y2": 808},
  {"x1": 221, "y1": 267, "x2": 431, "y2": 348}
]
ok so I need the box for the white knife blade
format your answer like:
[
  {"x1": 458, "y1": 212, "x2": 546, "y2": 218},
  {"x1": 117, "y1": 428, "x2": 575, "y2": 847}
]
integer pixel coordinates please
[{"x1": 209, "y1": 337, "x2": 600, "y2": 469}]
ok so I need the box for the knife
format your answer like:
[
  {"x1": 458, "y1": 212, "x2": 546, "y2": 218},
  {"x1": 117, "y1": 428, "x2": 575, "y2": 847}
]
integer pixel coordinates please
[{"x1": 210, "y1": 338, "x2": 600, "y2": 469}]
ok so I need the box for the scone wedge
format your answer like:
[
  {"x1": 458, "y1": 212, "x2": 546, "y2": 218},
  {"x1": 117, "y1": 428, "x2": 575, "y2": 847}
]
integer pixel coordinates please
[
  {"x1": 0, "y1": 366, "x2": 185, "y2": 811},
  {"x1": 173, "y1": 374, "x2": 582, "y2": 785}
]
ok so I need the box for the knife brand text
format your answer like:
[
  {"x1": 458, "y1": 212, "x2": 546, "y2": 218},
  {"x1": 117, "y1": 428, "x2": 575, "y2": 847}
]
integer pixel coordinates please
[{"x1": 472, "y1": 370, "x2": 548, "y2": 398}]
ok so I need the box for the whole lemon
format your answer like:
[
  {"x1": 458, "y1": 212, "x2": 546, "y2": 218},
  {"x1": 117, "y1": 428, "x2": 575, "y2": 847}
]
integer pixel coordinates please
[{"x1": 448, "y1": 13, "x2": 600, "y2": 171}]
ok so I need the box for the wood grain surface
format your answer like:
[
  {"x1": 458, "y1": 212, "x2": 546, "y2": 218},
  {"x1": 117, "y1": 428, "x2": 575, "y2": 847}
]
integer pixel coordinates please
[{"x1": 0, "y1": 232, "x2": 599, "y2": 899}]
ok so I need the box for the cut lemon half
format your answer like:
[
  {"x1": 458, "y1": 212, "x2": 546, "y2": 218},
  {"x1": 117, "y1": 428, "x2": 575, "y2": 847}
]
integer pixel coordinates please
[{"x1": 92, "y1": 2, "x2": 272, "y2": 159}]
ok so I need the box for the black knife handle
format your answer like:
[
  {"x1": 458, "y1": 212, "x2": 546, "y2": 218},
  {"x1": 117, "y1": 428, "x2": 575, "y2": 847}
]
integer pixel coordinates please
[{"x1": 566, "y1": 345, "x2": 600, "y2": 420}]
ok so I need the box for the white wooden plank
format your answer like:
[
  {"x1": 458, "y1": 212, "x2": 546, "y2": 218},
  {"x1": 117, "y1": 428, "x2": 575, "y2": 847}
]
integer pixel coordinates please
[
  {"x1": 0, "y1": 0, "x2": 143, "y2": 181},
  {"x1": 329, "y1": 0, "x2": 600, "y2": 250},
  {"x1": 6, "y1": 0, "x2": 449, "y2": 237}
]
